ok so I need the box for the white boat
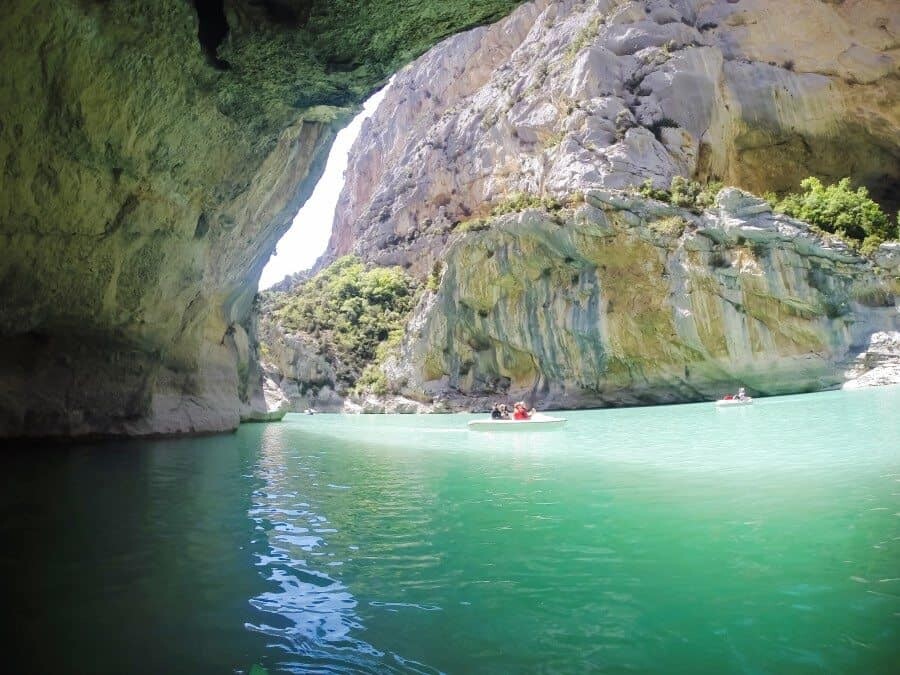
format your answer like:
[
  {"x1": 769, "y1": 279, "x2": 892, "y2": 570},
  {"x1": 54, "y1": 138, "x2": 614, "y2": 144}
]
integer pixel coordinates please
[
  {"x1": 467, "y1": 413, "x2": 568, "y2": 431},
  {"x1": 715, "y1": 397, "x2": 753, "y2": 407}
]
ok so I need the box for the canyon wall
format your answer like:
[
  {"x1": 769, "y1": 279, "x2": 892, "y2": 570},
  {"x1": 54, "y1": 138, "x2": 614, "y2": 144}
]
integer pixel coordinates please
[
  {"x1": 0, "y1": 0, "x2": 523, "y2": 438},
  {"x1": 389, "y1": 190, "x2": 899, "y2": 408},
  {"x1": 267, "y1": 0, "x2": 899, "y2": 410},
  {"x1": 327, "y1": 0, "x2": 899, "y2": 275}
]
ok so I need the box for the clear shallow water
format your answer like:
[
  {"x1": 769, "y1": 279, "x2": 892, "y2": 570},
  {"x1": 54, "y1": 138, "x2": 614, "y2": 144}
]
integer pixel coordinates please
[{"x1": 3, "y1": 387, "x2": 899, "y2": 673}]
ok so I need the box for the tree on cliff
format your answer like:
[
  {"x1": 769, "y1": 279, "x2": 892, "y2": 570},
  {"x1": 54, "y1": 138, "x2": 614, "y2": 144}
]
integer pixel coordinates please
[{"x1": 774, "y1": 178, "x2": 897, "y2": 252}]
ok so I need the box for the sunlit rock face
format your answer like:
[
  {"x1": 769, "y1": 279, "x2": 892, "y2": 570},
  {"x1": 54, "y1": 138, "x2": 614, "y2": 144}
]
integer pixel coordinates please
[
  {"x1": 308, "y1": 0, "x2": 899, "y2": 408},
  {"x1": 389, "y1": 190, "x2": 899, "y2": 408},
  {"x1": 257, "y1": 319, "x2": 345, "y2": 413},
  {"x1": 0, "y1": 0, "x2": 524, "y2": 438},
  {"x1": 327, "y1": 0, "x2": 899, "y2": 274}
]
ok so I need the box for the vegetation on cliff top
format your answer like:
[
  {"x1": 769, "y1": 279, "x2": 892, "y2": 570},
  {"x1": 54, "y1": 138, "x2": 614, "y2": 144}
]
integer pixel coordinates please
[
  {"x1": 262, "y1": 256, "x2": 417, "y2": 393},
  {"x1": 491, "y1": 192, "x2": 565, "y2": 216},
  {"x1": 637, "y1": 175, "x2": 897, "y2": 256},
  {"x1": 455, "y1": 192, "x2": 590, "y2": 233},
  {"x1": 638, "y1": 177, "x2": 723, "y2": 213},
  {"x1": 767, "y1": 178, "x2": 898, "y2": 255}
]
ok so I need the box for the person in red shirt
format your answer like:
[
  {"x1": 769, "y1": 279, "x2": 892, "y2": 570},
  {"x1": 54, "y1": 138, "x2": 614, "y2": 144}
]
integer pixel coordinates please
[{"x1": 512, "y1": 402, "x2": 533, "y2": 420}]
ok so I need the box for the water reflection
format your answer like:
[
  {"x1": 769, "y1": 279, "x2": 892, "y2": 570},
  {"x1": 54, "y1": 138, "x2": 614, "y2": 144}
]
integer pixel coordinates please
[
  {"x1": 3, "y1": 387, "x2": 896, "y2": 673},
  {"x1": 246, "y1": 424, "x2": 438, "y2": 674}
]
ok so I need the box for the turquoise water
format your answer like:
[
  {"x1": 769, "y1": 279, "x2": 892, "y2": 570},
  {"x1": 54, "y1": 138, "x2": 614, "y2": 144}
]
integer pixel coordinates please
[{"x1": 3, "y1": 387, "x2": 899, "y2": 673}]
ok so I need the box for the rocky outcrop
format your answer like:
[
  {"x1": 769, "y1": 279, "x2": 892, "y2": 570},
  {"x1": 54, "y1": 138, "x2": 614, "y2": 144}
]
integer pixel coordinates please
[
  {"x1": 387, "y1": 189, "x2": 899, "y2": 408},
  {"x1": 842, "y1": 331, "x2": 900, "y2": 390},
  {"x1": 257, "y1": 321, "x2": 345, "y2": 413},
  {"x1": 343, "y1": 395, "x2": 437, "y2": 415},
  {"x1": 242, "y1": 371, "x2": 291, "y2": 422},
  {"x1": 327, "y1": 0, "x2": 899, "y2": 276},
  {"x1": 0, "y1": 0, "x2": 525, "y2": 438}
]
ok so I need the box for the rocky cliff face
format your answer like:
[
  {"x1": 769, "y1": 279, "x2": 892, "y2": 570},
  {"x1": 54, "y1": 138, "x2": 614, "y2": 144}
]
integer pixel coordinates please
[
  {"x1": 257, "y1": 319, "x2": 344, "y2": 413},
  {"x1": 276, "y1": 0, "x2": 900, "y2": 410},
  {"x1": 327, "y1": 0, "x2": 899, "y2": 275},
  {"x1": 389, "y1": 190, "x2": 899, "y2": 407},
  {"x1": 0, "y1": 0, "x2": 523, "y2": 438}
]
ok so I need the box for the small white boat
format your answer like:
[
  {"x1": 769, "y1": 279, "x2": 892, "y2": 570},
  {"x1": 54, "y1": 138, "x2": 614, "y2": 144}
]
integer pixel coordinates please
[
  {"x1": 715, "y1": 397, "x2": 753, "y2": 407},
  {"x1": 467, "y1": 413, "x2": 568, "y2": 431}
]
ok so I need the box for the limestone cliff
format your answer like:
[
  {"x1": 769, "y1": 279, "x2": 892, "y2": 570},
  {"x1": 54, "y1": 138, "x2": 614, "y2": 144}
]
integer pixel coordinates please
[
  {"x1": 264, "y1": 185, "x2": 900, "y2": 410},
  {"x1": 327, "y1": 0, "x2": 899, "y2": 275},
  {"x1": 0, "y1": 0, "x2": 523, "y2": 438},
  {"x1": 268, "y1": 0, "x2": 900, "y2": 410},
  {"x1": 389, "y1": 189, "x2": 899, "y2": 407}
]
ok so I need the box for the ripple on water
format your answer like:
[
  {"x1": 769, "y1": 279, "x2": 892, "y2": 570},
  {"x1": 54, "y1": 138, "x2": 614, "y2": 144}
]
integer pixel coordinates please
[{"x1": 243, "y1": 388, "x2": 899, "y2": 673}]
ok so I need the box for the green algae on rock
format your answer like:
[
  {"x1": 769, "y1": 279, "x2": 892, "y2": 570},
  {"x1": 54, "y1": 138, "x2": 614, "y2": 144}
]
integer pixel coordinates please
[
  {"x1": 0, "y1": 0, "x2": 525, "y2": 438},
  {"x1": 385, "y1": 190, "x2": 899, "y2": 409}
]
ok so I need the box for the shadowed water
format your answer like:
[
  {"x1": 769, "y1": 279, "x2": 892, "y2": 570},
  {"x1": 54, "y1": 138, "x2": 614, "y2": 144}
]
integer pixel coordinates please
[{"x1": 3, "y1": 386, "x2": 898, "y2": 673}]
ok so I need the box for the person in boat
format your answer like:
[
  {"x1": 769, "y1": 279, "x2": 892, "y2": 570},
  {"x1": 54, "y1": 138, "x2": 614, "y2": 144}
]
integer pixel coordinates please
[
  {"x1": 512, "y1": 402, "x2": 534, "y2": 420},
  {"x1": 721, "y1": 387, "x2": 747, "y2": 402},
  {"x1": 491, "y1": 403, "x2": 503, "y2": 420}
]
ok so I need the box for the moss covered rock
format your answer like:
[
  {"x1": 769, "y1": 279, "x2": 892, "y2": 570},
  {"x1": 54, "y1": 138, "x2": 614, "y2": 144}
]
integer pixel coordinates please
[{"x1": 0, "y1": 0, "x2": 523, "y2": 438}]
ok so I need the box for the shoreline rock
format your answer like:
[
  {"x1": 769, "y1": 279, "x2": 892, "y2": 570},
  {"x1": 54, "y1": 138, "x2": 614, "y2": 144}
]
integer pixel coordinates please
[{"x1": 842, "y1": 331, "x2": 900, "y2": 390}]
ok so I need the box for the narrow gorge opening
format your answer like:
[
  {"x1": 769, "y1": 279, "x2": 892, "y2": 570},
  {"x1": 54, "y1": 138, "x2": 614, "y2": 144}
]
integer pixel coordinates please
[{"x1": 258, "y1": 83, "x2": 391, "y2": 289}]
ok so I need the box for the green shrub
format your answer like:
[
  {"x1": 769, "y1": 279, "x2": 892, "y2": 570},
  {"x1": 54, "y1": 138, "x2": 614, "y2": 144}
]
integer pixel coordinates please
[
  {"x1": 774, "y1": 177, "x2": 896, "y2": 243},
  {"x1": 637, "y1": 177, "x2": 721, "y2": 212},
  {"x1": 568, "y1": 191, "x2": 586, "y2": 206},
  {"x1": 672, "y1": 176, "x2": 722, "y2": 210},
  {"x1": 491, "y1": 192, "x2": 562, "y2": 216},
  {"x1": 426, "y1": 261, "x2": 443, "y2": 291},
  {"x1": 456, "y1": 218, "x2": 491, "y2": 233},
  {"x1": 860, "y1": 234, "x2": 885, "y2": 257},
  {"x1": 355, "y1": 364, "x2": 389, "y2": 396},
  {"x1": 269, "y1": 255, "x2": 417, "y2": 388},
  {"x1": 544, "y1": 130, "x2": 566, "y2": 149},
  {"x1": 637, "y1": 179, "x2": 670, "y2": 202},
  {"x1": 648, "y1": 215, "x2": 686, "y2": 237},
  {"x1": 564, "y1": 15, "x2": 604, "y2": 63},
  {"x1": 456, "y1": 191, "x2": 583, "y2": 239}
]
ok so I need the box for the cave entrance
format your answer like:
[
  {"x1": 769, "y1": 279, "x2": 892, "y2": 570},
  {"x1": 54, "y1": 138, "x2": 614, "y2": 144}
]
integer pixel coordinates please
[{"x1": 258, "y1": 84, "x2": 390, "y2": 290}]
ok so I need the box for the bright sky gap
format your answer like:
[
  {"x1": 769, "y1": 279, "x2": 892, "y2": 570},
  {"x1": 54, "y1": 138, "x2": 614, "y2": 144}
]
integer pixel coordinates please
[{"x1": 258, "y1": 83, "x2": 391, "y2": 289}]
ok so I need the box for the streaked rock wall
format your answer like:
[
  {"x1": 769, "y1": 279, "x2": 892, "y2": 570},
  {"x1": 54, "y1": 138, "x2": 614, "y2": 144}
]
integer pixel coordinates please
[
  {"x1": 389, "y1": 190, "x2": 899, "y2": 408},
  {"x1": 292, "y1": 0, "x2": 900, "y2": 409}
]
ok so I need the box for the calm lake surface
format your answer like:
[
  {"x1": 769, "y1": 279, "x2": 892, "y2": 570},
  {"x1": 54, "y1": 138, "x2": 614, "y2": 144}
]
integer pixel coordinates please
[{"x1": 4, "y1": 387, "x2": 899, "y2": 673}]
